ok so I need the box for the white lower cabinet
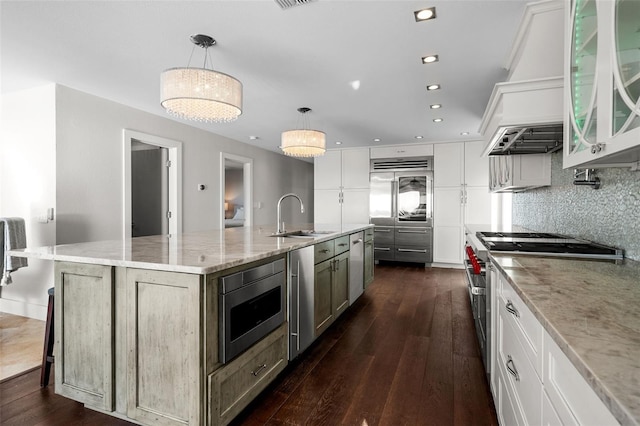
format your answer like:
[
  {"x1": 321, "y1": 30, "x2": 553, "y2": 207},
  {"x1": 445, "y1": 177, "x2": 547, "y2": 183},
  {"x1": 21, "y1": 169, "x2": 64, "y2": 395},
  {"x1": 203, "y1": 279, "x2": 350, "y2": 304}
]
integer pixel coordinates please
[
  {"x1": 492, "y1": 264, "x2": 619, "y2": 426},
  {"x1": 543, "y1": 333, "x2": 618, "y2": 426}
]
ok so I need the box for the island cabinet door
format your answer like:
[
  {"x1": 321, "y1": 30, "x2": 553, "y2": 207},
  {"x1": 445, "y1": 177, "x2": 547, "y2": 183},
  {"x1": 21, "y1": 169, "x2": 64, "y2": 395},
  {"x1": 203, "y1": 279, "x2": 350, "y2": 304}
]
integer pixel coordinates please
[
  {"x1": 314, "y1": 259, "x2": 334, "y2": 337},
  {"x1": 332, "y1": 252, "x2": 350, "y2": 318},
  {"x1": 126, "y1": 269, "x2": 203, "y2": 426},
  {"x1": 55, "y1": 262, "x2": 115, "y2": 411}
]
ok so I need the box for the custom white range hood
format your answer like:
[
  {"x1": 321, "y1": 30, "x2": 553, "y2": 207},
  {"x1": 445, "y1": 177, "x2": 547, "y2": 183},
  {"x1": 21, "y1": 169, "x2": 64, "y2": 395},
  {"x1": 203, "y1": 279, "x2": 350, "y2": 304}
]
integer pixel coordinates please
[{"x1": 479, "y1": 0, "x2": 565, "y2": 157}]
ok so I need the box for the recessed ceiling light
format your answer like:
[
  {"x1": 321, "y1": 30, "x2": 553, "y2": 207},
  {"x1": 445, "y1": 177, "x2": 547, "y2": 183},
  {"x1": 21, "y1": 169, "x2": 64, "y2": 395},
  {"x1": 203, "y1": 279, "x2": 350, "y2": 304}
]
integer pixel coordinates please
[
  {"x1": 422, "y1": 55, "x2": 439, "y2": 64},
  {"x1": 415, "y1": 136, "x2": 424, "y2": 139},
  {"x1": 414, "y1": 7, "x2": 436, "y2": 22},
  {"x1": 433, "y1": 118, "x2": 443, "y2": 123},
  {"x1": 461, "y1": 132, "x2": 470, "y2": 136},
  {"x1": 373, "y1": 138, "x2": 381, "y2": 142},
  {"x1": 426, "y1": 84, "x2": 441, "y2": 91},
  {"x1": 335, "y1": 141, "x2": 342, "y2": 145},
  {"x1": 249, "y1": 136, "x2": 259, "y2": 140},
  {"x1": 430, "y1": 104, "x2": 442, "y2": 109}
]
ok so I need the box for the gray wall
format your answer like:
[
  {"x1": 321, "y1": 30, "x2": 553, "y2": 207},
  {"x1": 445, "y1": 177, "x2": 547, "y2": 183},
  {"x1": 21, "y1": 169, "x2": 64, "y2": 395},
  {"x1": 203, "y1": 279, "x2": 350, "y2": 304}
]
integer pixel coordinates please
[
  {"x1": 512, "y1": 151, "x2": 640, "y2": 261},
  {"x1": 1, "y1": 83, "x2": 314, "y2": 319}
]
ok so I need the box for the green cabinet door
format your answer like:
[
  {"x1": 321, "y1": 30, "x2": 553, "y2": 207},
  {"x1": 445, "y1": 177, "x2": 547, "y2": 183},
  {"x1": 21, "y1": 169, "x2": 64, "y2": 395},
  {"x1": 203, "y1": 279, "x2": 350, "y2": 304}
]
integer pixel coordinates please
[
  {"x1": 364, "y1": 240, "x2": 374, "y2": 287},
  {"x1": 332, "y1": 252, "x2": 350, "y2": 318},
  {"x1": 314, "y1": 259, "x2": 333, "y2": 337}
]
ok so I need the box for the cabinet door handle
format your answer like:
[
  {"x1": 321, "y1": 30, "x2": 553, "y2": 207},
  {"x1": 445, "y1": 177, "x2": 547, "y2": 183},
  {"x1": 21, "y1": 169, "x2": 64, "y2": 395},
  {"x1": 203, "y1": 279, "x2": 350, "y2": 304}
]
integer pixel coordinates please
[
  {"x1": 352, "y1": 239, "x2": 363, "y2": 245},
  {"x1": 251, "y1": 364, "x2": 268, "y2": 377},
  {"x1": 506, "y1": 356, "x2": 519, "y2": 381},
  {"x1": 505, "y1": 300, "x2": 519, "y2": 318}
]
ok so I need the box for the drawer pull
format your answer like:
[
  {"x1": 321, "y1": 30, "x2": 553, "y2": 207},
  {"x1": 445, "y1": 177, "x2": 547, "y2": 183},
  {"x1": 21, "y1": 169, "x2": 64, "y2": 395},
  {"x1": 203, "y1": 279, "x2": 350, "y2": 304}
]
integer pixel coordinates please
[
  {"x1": 375, "y1": 229, "x2": 391, "y2": 233},
  {"x1": 375, "y1": 247, "x2": 391, "y2": 251},
  {"x1": 505, "y1": 300, "x2": 520, "y2": 318},
  {"x1": 251, "y1": 364, "x2": 268, "y2": 377},
  {"x1": 397, "y1": 248, "x2": 427, "y2": 253},
  {"x1": 319, "y1": 249, "x2": 330, "y2": 254},
  {"x1": 506, "y1": 356, "x2": 520, "y2": 381},
  {"x1": 338, "y1": 243, "x2": 348, "y2": 247},
  {"x1": 397, "y1": 229, "x2": 427, "y2": 234}
]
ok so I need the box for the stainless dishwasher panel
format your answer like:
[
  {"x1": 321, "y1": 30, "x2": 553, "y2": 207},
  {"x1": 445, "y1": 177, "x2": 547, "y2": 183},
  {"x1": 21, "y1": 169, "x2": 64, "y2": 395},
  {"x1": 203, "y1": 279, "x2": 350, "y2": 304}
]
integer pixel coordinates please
[
  {"x1": 349, "y1": 232, "x2": 364, "y2": 305},
  {"x1": 288, "y1": 245, "x2": 315, "y2": 360}
]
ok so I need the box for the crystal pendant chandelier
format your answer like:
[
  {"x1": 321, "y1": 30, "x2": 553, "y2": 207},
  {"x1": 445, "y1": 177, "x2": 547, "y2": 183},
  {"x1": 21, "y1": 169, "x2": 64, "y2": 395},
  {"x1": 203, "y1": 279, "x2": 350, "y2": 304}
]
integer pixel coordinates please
[
  {"x1": 281, "y1": 107, "x2": 326, "y2": 158},
  {"x1": 161, "y1": 34, "x2": 242, "y2": 123}
]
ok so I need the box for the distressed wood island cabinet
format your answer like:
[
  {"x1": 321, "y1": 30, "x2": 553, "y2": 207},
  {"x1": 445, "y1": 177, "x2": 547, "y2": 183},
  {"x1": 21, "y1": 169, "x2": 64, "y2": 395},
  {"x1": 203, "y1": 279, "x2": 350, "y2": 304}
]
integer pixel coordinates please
[{"x1": 14, "y1": 224, "x2": 373, "y2": 426}]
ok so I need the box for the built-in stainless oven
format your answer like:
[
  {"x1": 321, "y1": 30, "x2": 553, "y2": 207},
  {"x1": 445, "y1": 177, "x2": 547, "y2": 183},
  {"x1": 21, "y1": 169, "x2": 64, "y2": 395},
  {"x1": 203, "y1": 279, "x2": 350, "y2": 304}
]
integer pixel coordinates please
[
  {"x1": 219, "y1": 258, "x2": 285, "y2": 363},
  {"x1": 464, "y1": 245, "x2": 488, "y2": 373}
]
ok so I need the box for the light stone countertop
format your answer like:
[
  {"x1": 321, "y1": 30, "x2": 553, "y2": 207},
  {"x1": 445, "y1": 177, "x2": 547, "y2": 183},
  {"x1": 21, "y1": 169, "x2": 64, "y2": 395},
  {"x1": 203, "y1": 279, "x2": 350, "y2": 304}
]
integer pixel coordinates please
[
  {"x1": 490, "y1": 254, "x2": 640, "y2": 426},
  {"x1": 9, "y1": 223, "x2": 372, "y2": 275}
]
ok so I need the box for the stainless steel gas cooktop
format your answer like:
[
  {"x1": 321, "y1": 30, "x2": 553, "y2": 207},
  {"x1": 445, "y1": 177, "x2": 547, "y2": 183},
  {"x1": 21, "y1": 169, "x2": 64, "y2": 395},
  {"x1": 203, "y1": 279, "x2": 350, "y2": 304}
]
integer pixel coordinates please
[{"x1": 475, "y1": 231, "x2": 623, "y2": 263}]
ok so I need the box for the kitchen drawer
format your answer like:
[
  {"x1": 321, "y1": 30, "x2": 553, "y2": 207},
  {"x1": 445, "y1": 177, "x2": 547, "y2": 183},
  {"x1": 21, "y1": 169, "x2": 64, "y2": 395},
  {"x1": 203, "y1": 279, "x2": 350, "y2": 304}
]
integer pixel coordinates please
[
  {"x1": 374, "y1": 244, "x2": 394, "y2": 261},
  {"x1": 373, "y1": 226, "x2": 394, "y2": 244},
  {"x1": 498, "y1": 309, "x2": 542, "y2": 426},
  {"x1": 314, "y1": 240, "x2": 335, "y2": 264},
  {"x1": 395, "y1": 246, "x2": 431, "y2": 263},
  {"x1": 498, "y1": 275, "x2": 543, "y2": 377},
  {"x1": 334, "y1": 235, "x2": 350, "y2": 255},
  {"x1": 394, "y1": 227, "x2": 431, "y2": 247},
  {"x1": 209, "y1": 324, "x2": 287, "y2": 426},
  {"x1": 543, "y1": 332, "x2": 618, "y2": 426},
  {"x1": 364, "y1": 227, "x2": 374, "y2": 242}
]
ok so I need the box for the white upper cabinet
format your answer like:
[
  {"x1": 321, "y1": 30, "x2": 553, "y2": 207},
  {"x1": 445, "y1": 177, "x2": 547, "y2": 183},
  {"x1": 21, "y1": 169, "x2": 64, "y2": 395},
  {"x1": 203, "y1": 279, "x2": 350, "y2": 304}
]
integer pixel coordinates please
[
  {"x1": 564, "y1": 0, "x2": 640, "y2": 168},
  {"x1": 314, "y1": 150, "x2": 342, "y2": 190},
  {"x1": 314, "y1": 148, "x2": 370, "y2": 225},
  {"x1": 434, "y1": 143, "x2": 464, "y2": 188},
  {"x1": 341, "y1": 149, "x2": 370, "y2": 189}
]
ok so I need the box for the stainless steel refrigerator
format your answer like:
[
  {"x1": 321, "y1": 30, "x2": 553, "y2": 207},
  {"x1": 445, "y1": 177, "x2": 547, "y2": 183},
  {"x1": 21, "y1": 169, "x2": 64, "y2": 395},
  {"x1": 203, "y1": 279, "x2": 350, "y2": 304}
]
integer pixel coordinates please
[{"x1": 369, "y1": 157, "x2": 434, "y2": 264}]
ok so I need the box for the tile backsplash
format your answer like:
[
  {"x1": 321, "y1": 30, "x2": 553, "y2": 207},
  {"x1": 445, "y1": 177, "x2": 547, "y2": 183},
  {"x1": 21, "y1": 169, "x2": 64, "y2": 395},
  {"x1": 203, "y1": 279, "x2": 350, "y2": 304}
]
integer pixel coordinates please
[{"x1": 512, "y1": 152, "x2": 640, "y2": 261}]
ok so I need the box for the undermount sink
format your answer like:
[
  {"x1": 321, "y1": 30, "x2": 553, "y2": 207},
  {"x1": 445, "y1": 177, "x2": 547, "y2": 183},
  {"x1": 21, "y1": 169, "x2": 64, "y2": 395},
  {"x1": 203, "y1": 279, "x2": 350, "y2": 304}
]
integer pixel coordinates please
[{"x1": 270, "y1": 230, "x2": 336, "y2": 238}]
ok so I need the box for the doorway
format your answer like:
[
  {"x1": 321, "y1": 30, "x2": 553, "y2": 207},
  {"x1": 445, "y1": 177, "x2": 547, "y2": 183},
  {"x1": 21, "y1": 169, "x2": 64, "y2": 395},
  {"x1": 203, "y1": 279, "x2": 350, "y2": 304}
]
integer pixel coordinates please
[
  {"x1": 123, "y1": 130, "x2": 182, "y2": 239},
  {"x1": 220, "y1": 153, "x2": 253, "y2": 229}
]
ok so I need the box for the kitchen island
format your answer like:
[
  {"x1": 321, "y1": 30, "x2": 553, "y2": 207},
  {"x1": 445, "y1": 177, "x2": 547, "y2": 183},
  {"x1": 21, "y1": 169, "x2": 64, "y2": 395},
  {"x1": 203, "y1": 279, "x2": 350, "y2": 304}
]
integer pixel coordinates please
[
  {"x1": 465, "y1": 224, "x2": 640, "y2": 425},
  {"x1": 10, "y1": 224, "x2": 373, "y2": 426}
]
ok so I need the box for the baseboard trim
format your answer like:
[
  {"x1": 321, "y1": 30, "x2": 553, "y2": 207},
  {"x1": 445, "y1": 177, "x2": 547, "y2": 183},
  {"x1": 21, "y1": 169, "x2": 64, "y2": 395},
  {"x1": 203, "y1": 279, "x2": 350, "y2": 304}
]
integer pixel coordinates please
[{"x1": 0, "y1": 298, "x2": 47, "y2": 321}]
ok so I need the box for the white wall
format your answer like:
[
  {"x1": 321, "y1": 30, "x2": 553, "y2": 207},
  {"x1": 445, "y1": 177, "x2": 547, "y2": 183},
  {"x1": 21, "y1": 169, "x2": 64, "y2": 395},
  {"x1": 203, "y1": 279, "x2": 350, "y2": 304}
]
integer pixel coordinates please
[
  {"x1": 0, "y1": 85, "x2": 57, "y2": 319},
  {"x1": 1, "y1": 83, "x2": 314, "y2": 318}
]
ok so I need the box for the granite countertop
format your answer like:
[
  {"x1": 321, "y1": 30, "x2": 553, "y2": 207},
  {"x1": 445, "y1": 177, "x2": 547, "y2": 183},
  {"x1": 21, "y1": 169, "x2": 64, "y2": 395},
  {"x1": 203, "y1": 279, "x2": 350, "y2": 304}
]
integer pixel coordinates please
[
  {"x1": 9, "y1": 223, "x2": 372, "y2": 275},
  {"x1": 490, "y1": 253, "x2": 640, "y2": 425}
]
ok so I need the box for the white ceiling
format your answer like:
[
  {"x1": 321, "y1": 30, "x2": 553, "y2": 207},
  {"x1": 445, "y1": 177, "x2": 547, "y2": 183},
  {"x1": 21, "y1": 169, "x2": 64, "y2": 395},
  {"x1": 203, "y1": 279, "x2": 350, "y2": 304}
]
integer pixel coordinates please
[{"x1": 0, "y1": 0, "x2": 528, "y2": 156}]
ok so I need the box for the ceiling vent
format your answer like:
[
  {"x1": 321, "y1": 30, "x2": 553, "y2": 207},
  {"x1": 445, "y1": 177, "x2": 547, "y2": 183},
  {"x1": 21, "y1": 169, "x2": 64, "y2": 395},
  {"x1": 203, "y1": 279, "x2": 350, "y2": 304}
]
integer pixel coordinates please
[{"x1": 274, "y1": 0, "x2": 317, "y2": 10}]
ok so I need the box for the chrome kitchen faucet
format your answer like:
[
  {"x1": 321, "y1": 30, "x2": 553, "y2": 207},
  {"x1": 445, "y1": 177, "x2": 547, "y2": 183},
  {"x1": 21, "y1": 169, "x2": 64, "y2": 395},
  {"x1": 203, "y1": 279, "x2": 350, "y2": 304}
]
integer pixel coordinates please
[{"x1": 275, "y1": 193, "x2": 304, "y2": 235}]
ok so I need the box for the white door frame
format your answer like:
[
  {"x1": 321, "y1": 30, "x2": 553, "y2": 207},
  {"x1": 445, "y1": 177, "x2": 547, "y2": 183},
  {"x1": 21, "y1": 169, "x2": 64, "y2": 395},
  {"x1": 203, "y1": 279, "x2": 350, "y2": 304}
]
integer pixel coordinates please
[
  {"x1": 220, "y1": 153, "x2": 253, "y2": 229},
  {"x1": 123, "y1": 129, "x2": 182, "y2": 239}
]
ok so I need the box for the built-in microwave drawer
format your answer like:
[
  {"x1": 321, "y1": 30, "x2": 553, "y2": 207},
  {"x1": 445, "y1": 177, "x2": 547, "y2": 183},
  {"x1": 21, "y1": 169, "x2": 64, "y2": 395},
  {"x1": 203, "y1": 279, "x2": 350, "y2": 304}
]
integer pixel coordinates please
[
  {"x1": 314, "y1": 240, "x2": 335, "y2": 264},
  {"x1": 373, "y1": 226, "x2": 394, "y2": 244},
  {"x1": 373, "y1": 244, "x2": 394, "y2": 261},
  {"x1": 334, "y1": 235, "x2": 350, "y2": 255},
  {"x1": 395, "y1": 246, "x2": 432, "y2": 263},
  {"x1": 395, "y1": 227, "x2": 431, "y2": 247}
]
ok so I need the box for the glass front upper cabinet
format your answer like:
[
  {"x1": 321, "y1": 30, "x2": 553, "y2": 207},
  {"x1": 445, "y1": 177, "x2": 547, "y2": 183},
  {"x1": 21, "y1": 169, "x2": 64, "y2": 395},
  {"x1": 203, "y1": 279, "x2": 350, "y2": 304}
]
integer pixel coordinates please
[
  {"x1": 612, "y1": 0, "x2": 640, "y2": 138},
  {"x1": 568, "y1": 0, "x2": 598, "y2": 155}
]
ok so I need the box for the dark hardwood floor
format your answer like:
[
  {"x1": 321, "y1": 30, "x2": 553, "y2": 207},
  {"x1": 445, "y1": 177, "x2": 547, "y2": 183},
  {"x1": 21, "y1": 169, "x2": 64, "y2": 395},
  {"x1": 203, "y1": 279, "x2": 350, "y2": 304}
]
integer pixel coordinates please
[{"x1": 0, "y1": 264, "x2": 496, "y2": 426}]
